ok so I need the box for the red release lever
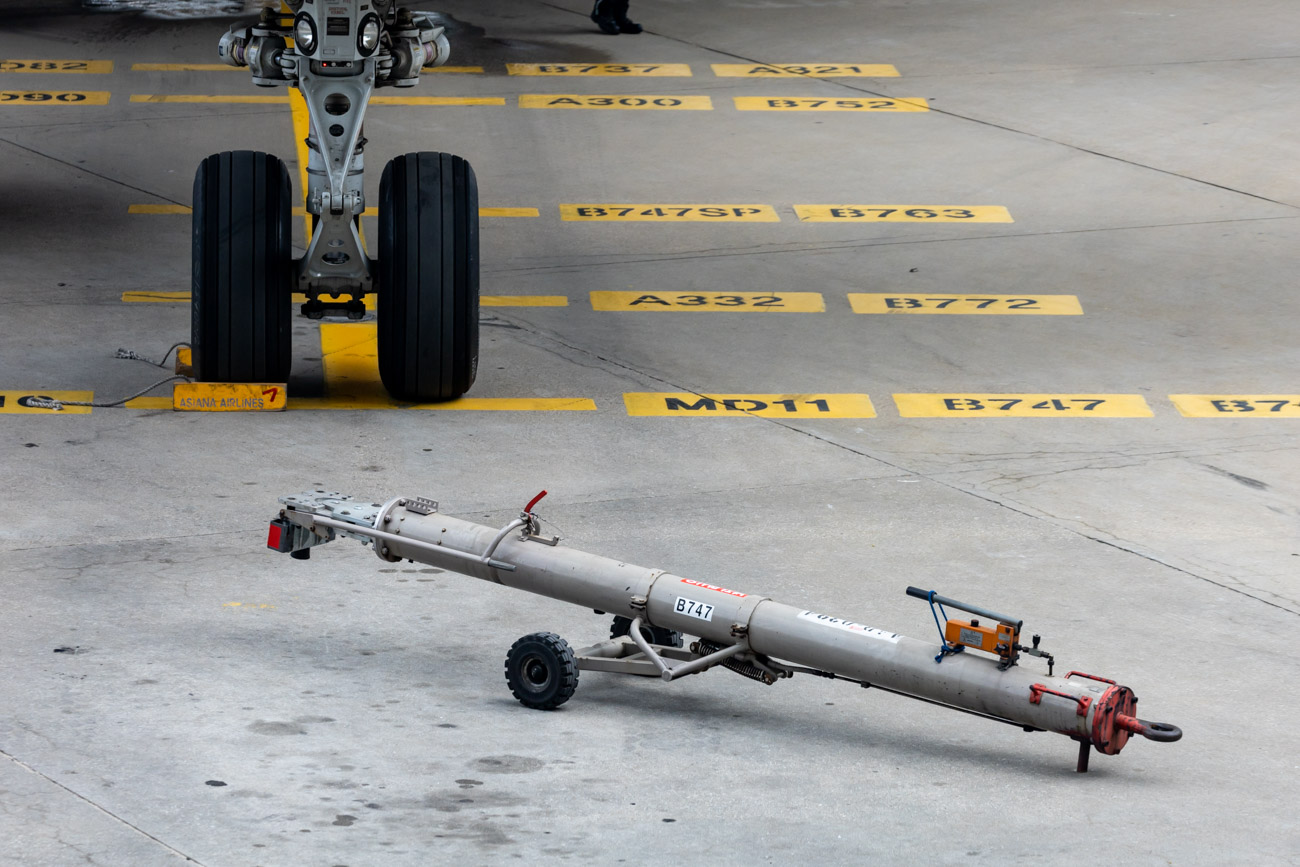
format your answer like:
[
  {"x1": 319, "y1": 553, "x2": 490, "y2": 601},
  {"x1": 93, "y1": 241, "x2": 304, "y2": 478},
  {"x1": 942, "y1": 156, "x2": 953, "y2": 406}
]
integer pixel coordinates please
[{"x1": 525, "y1": 490, "x2": 548, "y2": 513}]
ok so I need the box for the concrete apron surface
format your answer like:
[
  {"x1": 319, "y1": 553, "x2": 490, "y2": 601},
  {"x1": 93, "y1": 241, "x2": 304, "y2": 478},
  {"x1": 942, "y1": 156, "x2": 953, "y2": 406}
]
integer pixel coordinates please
[{"x1": 1, "y1": 0, "x2": 1297, "y2": 864}]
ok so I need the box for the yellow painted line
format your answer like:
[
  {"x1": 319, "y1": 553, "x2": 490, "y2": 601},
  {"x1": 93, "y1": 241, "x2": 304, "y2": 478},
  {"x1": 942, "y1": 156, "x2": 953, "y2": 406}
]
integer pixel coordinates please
[
  {"x1": 592, "y1": 291, "x2": 823, "y2": 312},
  {"x1": 479, "y1": 207, "x2": 540, "y2": 218},
  {"x1": 0, "y1": 60, "x2": 113, "y2": 73},
  {"x1": 175, "y1": 347, "x2": 192, "y2": 377},
  {"x1": 735, "y1": 96, "x2": 927, "y2": 112},
  {"x1": 222, "y1": 602, "x2": 276, "y2": 609},
  {"x1": 1170, "y1": 395, "x2": 1300, "y2": 418},
  {"x1": 562, "y1": 204, "x2": 780, "y2": 222},
  {"x1": 848, "y1": 294, "x2": 1082, "y2": 315},
  {"x1": 625, "y1": 393, "x2": 874, "y2": 418},
  {"x1": 427, "y1": 66, "x2": 485, "y2": 74},
  {"x1": 508, "y1": 63, "x2": 692, "y2": 76},
  {"x1": 483, "y1": 296, "x2": 568, "y2": 307},
  {"x1": 131, "y1": 63, "x2": 237, "y2": 71},
  {"x1": 122, "y1": 291, "x2": 188, "y2": 302},
  {"x1": 370, "y1": 96, "x2": 505, "y2": 106},
  {"x1": 894, "y1": 394, "x2": 1152, "y2": 418},
  {"x1": 796, "y1": 205, "x2": 1013, "y2": 223},
  {"x1": 519, "y1": 94, "x2": 712, "y2": 110},
  {"x1": 131, "y1": 94, "x2": 288, "y2": 104},
  {"x1": 288, "y1": 86, "x2": 312, "y2": 240},
  {"x1": 128, "y1": 204, "x2": 190, "y2": 215},
  {"x1": 0, "y1": 390, "x2": 92, "y2": 414},
  {"x1": 173, "y1": 382, "x2": 287, "y2": 412},
  {"x1": 1, "y1": 91, "x2": 109, "y2": 105},
  {"x1": 123, "y1": 397, "x2": 173, "y2": 409},
  {"x1": 713, "y1": 63, "x2": 898, "y2": 78},
  {"x1": 318, "y1": 323, "x2": 594, "y2": 410}
]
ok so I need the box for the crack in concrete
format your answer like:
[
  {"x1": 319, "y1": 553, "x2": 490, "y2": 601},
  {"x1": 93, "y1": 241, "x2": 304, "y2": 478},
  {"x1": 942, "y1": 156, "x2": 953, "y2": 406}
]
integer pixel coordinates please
[
  {"x1": 0, "y1": 136, "x2": 187, "y2": 206},
  {"x1": 0, "y1": 748, "x2": 203, "y2": 864}
]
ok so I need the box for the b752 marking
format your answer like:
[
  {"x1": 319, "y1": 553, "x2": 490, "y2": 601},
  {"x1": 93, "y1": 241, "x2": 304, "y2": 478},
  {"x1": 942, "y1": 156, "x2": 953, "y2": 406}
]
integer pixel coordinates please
[{"x1": 734, "y1": 96, "x2": 927, "y2": 112}]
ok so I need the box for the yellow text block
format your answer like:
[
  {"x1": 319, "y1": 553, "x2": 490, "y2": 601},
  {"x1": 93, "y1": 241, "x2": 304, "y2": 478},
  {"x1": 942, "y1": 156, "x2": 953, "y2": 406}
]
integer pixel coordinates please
[
  {"x1": 895, "y1": 394, "x2": 1152, "y2": 418},
  {"x1": 796, "y1": 205, "x2": 1013, "y2": 223},
  {"x1": 562, "y1": 204, "x2": 779, "y2": 222},
  {"x1": 592, "y1": 291, "x2": 823, "y2": 312},
  {"x1": 848, "y1": 294, "x2": 1082, "y2": 315},
  {"x1": 1170, "y1": 395, "x2": 1300, "y2": 418},
  {"x1": 0, "y1": 60, "x2": 112, "y2": 73},
  {"x1": 0, "y1": 390, "x2": 92, "y2": 414},
  {"x1": 712, "y1": 64, "x2": 898, "y2": 78},
  {"x1": 520, "y1": 94, "x2": 711, "y2": 110},
  {"x1": 508, "y1": 63, "x2": 691, "y2": 76},
  {"x1": 735, "y1": 96, "x2": 927, "y2": 112},
  {"x1": 625, "y1": 393, "x2": 875, "y2": 418},
  {"x1": 173, "y1": 382, "x2": 287, "y2": 412},
  {"x1": 1, "y1": 91, "x2": 108, "y2": 105}
]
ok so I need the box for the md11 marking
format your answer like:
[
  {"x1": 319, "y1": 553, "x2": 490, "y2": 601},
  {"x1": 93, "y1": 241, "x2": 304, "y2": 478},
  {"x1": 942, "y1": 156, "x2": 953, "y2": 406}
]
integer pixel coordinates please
[{"x1": 624, "y1": 393, "x2": 875, "y2": 418}]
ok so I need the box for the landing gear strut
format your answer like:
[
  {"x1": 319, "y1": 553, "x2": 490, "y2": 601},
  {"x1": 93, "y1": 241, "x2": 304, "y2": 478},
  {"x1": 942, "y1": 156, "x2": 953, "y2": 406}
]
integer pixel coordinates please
[{"x1": 194, "y1": 2, "x2": 478, "y2": 401}]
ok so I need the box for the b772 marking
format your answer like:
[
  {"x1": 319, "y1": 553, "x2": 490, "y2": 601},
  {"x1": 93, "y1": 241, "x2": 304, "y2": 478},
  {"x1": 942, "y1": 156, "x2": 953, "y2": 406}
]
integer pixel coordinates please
[{"x1": 848, "y1": 293, "x2": 1082, "y2": 315}]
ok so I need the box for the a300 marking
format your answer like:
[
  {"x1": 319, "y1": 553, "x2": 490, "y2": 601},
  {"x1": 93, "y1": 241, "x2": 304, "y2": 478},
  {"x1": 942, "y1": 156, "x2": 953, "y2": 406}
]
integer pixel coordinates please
[
  {"x1": 1170, "y1": 395, "x2": 1300, "y2": 418},
  {"x1": 624, "y1": 393, "x2": 876, "y2": 418},
  {"x1": 894, "y1": 394, "x2": 1152, "y2": 418},
  {"x1": 508, "y1": 63, "x2": 692, "y2": 76},
  {"x1": 562, "y1": 204, "x2": 779, "y2": 222},
  {"x1": 0, "y1": 91, "x2": 108, "y2": 105},
  {"x1": 591, "y1": 291, "x2": 824, "y2": 312},
  {"x1": 849, "y1": 294, "x2": 1082, "y2": 315},
  {"x1": 520, "y1": 94, "x2": 711, "y2": 110},
  {"x1": 796, "y1": 205, "x2": 1013, "y2": 223},
  {"x1": 735, "y1": 96, "x2": 927, "y2": 112},
  {"x1": 0, "y1": 60, "x2": 112, "y2": 73}
]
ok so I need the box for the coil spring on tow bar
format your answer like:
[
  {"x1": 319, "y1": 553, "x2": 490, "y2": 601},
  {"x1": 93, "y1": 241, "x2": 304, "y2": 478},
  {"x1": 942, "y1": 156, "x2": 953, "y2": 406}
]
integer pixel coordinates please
[{"x1": 692, "y1": 640, "x2": 777, "y2": 685}]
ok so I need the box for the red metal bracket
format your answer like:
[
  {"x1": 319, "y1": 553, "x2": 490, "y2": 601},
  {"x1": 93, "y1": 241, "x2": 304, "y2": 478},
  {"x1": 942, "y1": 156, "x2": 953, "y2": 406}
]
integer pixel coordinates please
[
  {"x1": 1030, "y1": 683, "x2": 1092, "y2": 716},
  {"x1": 1064, "y1": 670, "x2": 1116, "y2": 686},
  {"x1": 525, "y1": 490, "x2": 548, "y2": 513}
]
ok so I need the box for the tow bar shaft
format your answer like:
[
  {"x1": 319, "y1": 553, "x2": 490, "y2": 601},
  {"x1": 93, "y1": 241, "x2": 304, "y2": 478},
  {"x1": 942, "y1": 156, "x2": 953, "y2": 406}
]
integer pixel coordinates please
[{"x1": 268, "y1": 489, "x2": 1181, "y2": 772}]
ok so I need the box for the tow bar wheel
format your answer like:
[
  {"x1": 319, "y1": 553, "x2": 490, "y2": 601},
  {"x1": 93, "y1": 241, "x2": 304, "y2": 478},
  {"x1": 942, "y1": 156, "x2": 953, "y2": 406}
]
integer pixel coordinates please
[
  {"x1": 191, "y1": 150, "x2": 293, "y2": 382},
  {"x1": 504, "y1": 632, "x2": 579, "y2": 710},
  {"x1": 377, "y1": 152, "x2": 480, "y2": 402}
]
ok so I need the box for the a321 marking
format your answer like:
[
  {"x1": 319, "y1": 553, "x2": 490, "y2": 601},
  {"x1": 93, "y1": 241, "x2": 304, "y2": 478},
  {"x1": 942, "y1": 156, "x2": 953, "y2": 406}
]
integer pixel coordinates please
[{"x1": 712, "y1": 63, "x2": 899, "y2": 77}]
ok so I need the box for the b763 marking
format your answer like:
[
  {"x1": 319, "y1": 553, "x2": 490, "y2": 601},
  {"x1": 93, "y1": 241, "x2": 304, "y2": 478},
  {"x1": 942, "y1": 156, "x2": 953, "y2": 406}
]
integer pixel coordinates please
[
  {"x1": 848, "y1": 294, "x2": 1082, "y2": 315},
  {"x1": 1170, "y1": 395, "x2": 1300, "y2": 418},
  {"x1": 624, "y1": 393, "x2": 875, "y2": 418},
  {"x1": 734, "y1": 96, "x2": 927, "y2": 112},
  {"x1": 894, "y1": 394, "x2": 1152, "y2": 418},
  {"x1": 562, "y1": 204, "x2": 779, "y2": 222},
  {"x1": 0, "y1": 91, "x2": 108, "y2": 105},
  {"x1": 795, "y1": 205, "x2": 1013, "y2": 223},
  {"x1": 508, "y1": 63, "x2": 692, "y2": 76},
  {"x1": 591, "y1": 291, "x2": 824, "y2": 312},
  {"x1": 0, "y1": 60, "x2": 112, "y2": 73},
  {"x1": 712, "y1": 64, "x2": 898, "y2": 77},
  {"x1": 520, "y1": 94, "x2": 711, "y2": 110}
]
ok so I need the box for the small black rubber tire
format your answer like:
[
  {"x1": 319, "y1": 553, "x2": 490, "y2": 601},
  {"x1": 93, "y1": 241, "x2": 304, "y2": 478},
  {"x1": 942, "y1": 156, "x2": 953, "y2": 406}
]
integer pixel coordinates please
[
  {"x1": 377, "y1": 151, "x2": 479, "y2": 402},
  {"x1": 191, "y1": 150, "x2": 293, "y2": 382},
  {"x1": 610, "y1": 615, "x2": 683, "y2": 648},
  {"x1": 504, "y1": 632, "x2": 579, "y2": 710}
]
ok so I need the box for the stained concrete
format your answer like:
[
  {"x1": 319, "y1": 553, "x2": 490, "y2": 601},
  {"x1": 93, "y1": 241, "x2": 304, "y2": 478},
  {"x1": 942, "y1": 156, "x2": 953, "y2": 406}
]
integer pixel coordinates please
[{"x1": 1, "y1": 0, "x2": 1298, "y2": 864}]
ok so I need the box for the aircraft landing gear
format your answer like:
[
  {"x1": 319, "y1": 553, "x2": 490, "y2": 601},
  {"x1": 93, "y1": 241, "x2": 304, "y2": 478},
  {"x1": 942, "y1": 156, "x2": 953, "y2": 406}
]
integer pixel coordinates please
[{"x1": 194, "y1": 2, "x2": 478, "y2": 401}]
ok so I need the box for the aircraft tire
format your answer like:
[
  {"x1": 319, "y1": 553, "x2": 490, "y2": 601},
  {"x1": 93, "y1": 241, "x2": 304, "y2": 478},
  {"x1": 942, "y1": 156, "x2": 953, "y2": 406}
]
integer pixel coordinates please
[
  {"x1": 191, "y1": 150, "x2": 293, "y2": 382},
  {"x1": 377, "y1": 152, "x2": 479, "y2": 402}
]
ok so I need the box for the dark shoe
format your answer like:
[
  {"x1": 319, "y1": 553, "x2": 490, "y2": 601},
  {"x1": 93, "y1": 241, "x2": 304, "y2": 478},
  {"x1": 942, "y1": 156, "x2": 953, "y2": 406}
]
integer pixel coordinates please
[
  {"x1": 616, "y1": 16, "x2": 642, "y2": 34},
  {"x1": 591, "y1": 1, "x2": 620, "y2": 34}
]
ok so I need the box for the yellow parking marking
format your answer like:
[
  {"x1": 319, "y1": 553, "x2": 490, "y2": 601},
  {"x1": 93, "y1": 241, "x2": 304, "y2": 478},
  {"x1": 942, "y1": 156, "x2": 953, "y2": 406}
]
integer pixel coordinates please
[
  {"x1": 713, "y1": 64, "x2": 898, "y2": 78},
  {"x1": 122, "y1": 291, "x2": 189, "y2": 302},
  {"x1": 592, "y1": 291, "x2": 823, "y2": 312},
  {"x1": 173, "y1": 382, "x2": 287, "y2": 412},
  {"x1": 427, "y1": 66, "x2": 484, "y2": 74},
  {"x1": 124, "y1": 397, "x2": 173, "y2": 409},
  {"x1": 625, "y1": 393, "x2": 875, "y2": 418},
  {"x1": 0, "y1": 390, "x2": 92, "y2": 414},
  {"x1": 849, "y1": 294, "x2": 1082, "y2": 315},
  {"x1": 735, "y1": 96, "x2": 927, "y2": 112},
  {"x1": 0, "y1": 60, "x2": 113, "y2": 73},
  {"x1": 520, "y1": 94, "x2": 711, "y2": 110},
  {"x1": 1170, "y1": 395, "x2": 1300, "y2": 418},
  {"x1": 131, "y1": 63, "x2": 236, "y2": 71},
  {"x1": 370, "y1": 96, "x2": 504, "y2": 106},
  {"x1": 121, "y1": 291, "x2": 560, "y2": 308},
  {"x1": 288, "y1": 87, "x2": 312, "y2": 238},
  {"x1": 796, "y1": 205, "x2": 1013, "y2": 223},
  {"x1": 131, "y1": 94, "x2": 288, "y2": 104},
  {"x1": 316, "y1": 323, "x2": 594, "y2": 410},
  {"x1": 129, "y1": 205, "x2": 538, "y2": 218},
  {"x1": 895, "y1": 394, "x2": 1152, "y2": 418},
  {"x1": 562, "y1": 204, "x2": 779, "y2": 222},
  {"x1": 222, "y1": 602, "x2": 276, "y2": 609},
  {"x1": 508, "y1": 63, "x2": 691, "y2": 76},
  {"x1": 1, "y1": 91, "x2": 108, "y2": 105},
  {"x1": 483, "y1": 296, "x2": 568, "y2": 307}
]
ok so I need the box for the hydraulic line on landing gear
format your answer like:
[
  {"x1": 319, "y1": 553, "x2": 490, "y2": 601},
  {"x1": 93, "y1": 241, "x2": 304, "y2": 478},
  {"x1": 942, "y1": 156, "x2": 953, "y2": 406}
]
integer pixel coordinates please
[{"x1": 267, "y1": 489, "x2": 1182, "y2": 773}]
